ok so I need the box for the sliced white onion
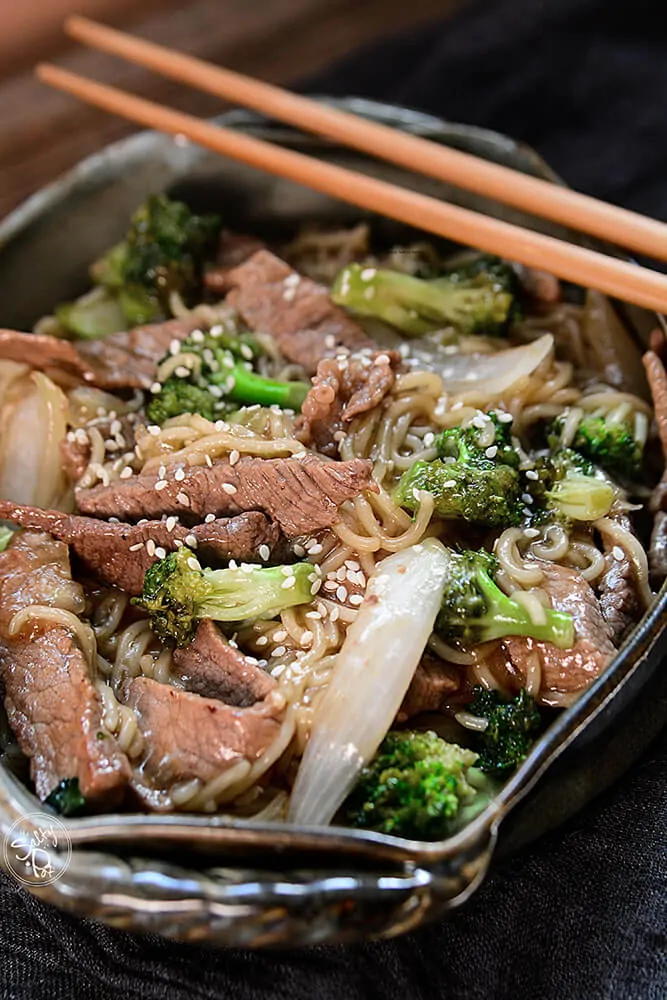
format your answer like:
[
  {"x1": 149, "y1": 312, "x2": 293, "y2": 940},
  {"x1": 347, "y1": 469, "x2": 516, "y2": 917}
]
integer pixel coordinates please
[
  {"x1": 288, "y1": 537, "x2": 450, "y2": 828},
  {"x1": 409, "y1": 332, "x2": 554, "y2": 397},
  {"x1": 0, "y1": 371, "x2": 69, "y2": 508}
]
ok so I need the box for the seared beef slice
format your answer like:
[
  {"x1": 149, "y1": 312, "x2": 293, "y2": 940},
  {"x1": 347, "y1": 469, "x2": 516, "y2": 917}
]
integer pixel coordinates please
[
  {"x1": 0, "y1": 502, "x2": 284, "y2": 595},
  {"x1": 225, "y1": 250, "x2": 373, "y2": 373},
  {"x1": 125, "y1": 676, "x2": 284, "y2": 811},
  {"x1": 76, "y1": 455, "x2": 375, "y2": 536},
  {"x1": 0, "y1": 533, "x2": 131, "y2": 802},
  {"x1": 172, "y1": 619, "x2": 276, "y2": 706}
]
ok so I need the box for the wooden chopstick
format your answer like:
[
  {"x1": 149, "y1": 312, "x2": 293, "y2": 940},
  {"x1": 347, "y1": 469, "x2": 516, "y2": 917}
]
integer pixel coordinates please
[
  {"x1": 36, "y1": 63, "x2": 667, "y2": 315},
  {"x1": 65, "y1": 14, "x2": 667, "y2": 265}
]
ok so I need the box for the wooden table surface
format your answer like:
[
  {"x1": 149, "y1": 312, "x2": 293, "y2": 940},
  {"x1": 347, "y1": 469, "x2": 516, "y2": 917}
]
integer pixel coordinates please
[{"x1": 0, "y1": 0, "x2": 463, "y2": 221}]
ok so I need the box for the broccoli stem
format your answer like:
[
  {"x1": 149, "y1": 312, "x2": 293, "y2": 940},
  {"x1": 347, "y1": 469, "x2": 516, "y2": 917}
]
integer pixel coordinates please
[
  {"x1": 472, "y1": 565, "x2": 574, "y2": 647},
  {"x1": 219, "y1": 365, "x2": 310, "y2": 410},
  {"x1": 332, "y1": 263, "x2": 515, "y2": 336},
  {"x1": 197, "y1": 563, "x2": 315, "y2": 623}
]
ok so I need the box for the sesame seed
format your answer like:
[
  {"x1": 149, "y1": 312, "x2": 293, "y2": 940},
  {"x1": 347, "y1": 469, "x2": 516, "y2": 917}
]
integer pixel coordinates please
[
  {"x1": 272, "y1": 629, "x2": 288, "y2": 643},
  {"x1": 169, "y1": 339, "x2": 181, "y2": 356},
  {"x1": 240, "y1": 344, "x2": 254, "y2": 360},
  {"x1": 154, "y1": 547, "x2": 166, "y2": 560},
  {"x1": 145, "y1": 540, "x2": 156, "y2": 557},
  {"x1": 174, "y1": 365, "x2": 191, "y2": 378},
  {"x1": 300, "y1": 631, "x2": 314, "y2": 646},
  {"x1": 442, "y1": 479, "x2": 457, "y2": 489},
  {"x1": 281, "y1": 566, "x2": 294, "y2": 576},
  {"x1": 308, "y1": 542, "x2": 323, "y2": 556},
  {"x1": 258, "y1": 544, "x2": 270, "y2": 561},
  {"x1": 128, "y1": 542, "x2": 144, "y2": 552},
  {"x1": 272, "y1": 645, "x2": 286, "y2": 658},
  {"x1": 310, "y1": 580, "x2": 322, "y2": 595},
  {"x1": 205, "y1": 513, "x2": 216, "y2": 524},
  {"x1": 174, "y1": 539, "x2": 184, "y2": 548},
  {"x1": 336, "y1": 585, "x2": 348, "y2": 602},
  {"x1": 525, "y1": 470, "x2": 539, "y2": 481},
  {"x1": 485, "y1": 446, "x2": 498, "y2": 459},
  {"x1": 205, "y1": 454, "x2": 213, "y2": 467},
  {"x1": 147, "y1": 425, "x2": 161, "y2": 436},
  {"x1": 158, "y1": 464, "x2": 166, "y2": 478},
  {"x1": 176, "y1": 492, "x2": 190, "y2": 506},
  {"x1": 155, "y1": 480, "x2": 168, "y2": 492},
  {"x1": 187, "y1": 557, "x2": 200, "y2": 572},
  {"x1": 363, "y1": 286, "x2": 376, "y2": 300},
  {"x1": 222, "y1": 483, "x2": 237, "y2": 495},
  {"x1": 293, "y1": 450, "x2": 307, "y2": 459},
  {"x1": 293, "y1": 544, "x2": 306, "y2": 557},
  {"x1": 281, "y1": 577, "x2": 296, "y2": 589},
  {"x1": 522, "y1": 493, "x2": 534, "y2": 505},
  {"x1": 324, "y1": 335, "x2": 336, "y2": 349},
  {"x1": 345, "y1": 559, "x2": 361, "y2": 571},
  {"x1": 271, "y1": 663, "x2": 286, "y2": 678},
  {"x1": 360, "y1": 267, "x2": 377, "y2": 281},
  {"x1": 451, "y1": 401, "x2": 464, "y2": 411},
  {"x1": 471, "y1": 415, "x2": 487, "y2": 429},
  {"x1": 305, "y1": 611, "x2": 322, "y2": 620},
  {"x1": 329, "y1": 605, "x2": 340, "y2": 622},
  {"x1": 256, "y1": 635, "x2": 269, "y2": 647},
  {"x1": 613, "y1": 546, "x2": 625, "y2": 562},
  {"x1": 423, "y1": 432, "x2": 435, "y2": 447},
  {"x1": 166, "y1": 516, "x2": 178, "y2": 532},
  {"x1": 229, "y1": 449, "x2": 240, "y2": 466},
  {"x1": 497, "y1": 411, "x2": 513, "y2": 423},
  {"x1": 374, "y1": 353, "x2": 390, "y2": 365},
  {"x1": 185, "y1": 534, "x2": 197, "y2": 548},
  {"x1": 336, "y1": 566, "x2": 347, "y2": 582},
  {"x1": 349, "y1": 594, "x2": 364, "y2": 606},
  {"x1": 190, "y1": 329, "x2": 205, "y2": 343},
  {"x1": 120, "y1": 466, "x2": 133, "y2": 479},
  {"x1": 137, "y1": 519, "x2": 148, "y2": 526}
]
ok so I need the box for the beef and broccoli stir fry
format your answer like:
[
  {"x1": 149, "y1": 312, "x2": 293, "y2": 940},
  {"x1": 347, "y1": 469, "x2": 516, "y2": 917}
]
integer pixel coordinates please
[{"x1": 0, "y1": 193, "x2": 665, "y2": 839}]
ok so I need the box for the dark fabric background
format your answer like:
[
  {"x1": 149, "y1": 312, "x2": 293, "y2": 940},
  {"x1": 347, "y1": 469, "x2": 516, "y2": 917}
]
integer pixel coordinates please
[{"x1": 2, "y1": 0, "x2": 667, "y2": 996}]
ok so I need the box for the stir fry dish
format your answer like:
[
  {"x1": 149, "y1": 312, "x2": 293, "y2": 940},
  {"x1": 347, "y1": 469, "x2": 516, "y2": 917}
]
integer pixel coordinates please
[{"x1": 0, "y1": 194, "x2": 665, "y2": 839}]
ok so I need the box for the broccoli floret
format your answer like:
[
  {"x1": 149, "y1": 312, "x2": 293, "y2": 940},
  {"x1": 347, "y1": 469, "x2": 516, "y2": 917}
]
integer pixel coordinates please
[
  {"x1": 104, "y1": 194, "x2": 220, "y2": 320},
  {"x1": 56, "y1": 195, "x2": 221, "y2": 338},
  {"x1": 331, "y1": 255, "x2": 518, "y2": 337},
  {"x1": 467, "y1": 687, "x2": 542, "y2": 776},
  {"x1": 44, "y1": 778, "x2": 86, "y2": 816},
  {"x1": 146, "y1": 329, "x2": 310, "y2": 424},
  {"x1": 394, "y1": 415, "x2": 522, "y2": 527},
  {"x1": 549, "y1": 410, "x2": 644, "y2": 480},
  {"x1": 528, "y1": 448, "x2": 615, "y2": 522},
  {"x1": 343, "y1": 730, "x2": 496, "y2": 840},
  {"x1": 146, "y1": 378, "x2": 218, "y2": 424},
  {"x1": 133, "y1": 547, "x2": 315, "y2": 645},
  {"x1": 435, "y1": 547, "x2": 574, "y2": 648}
]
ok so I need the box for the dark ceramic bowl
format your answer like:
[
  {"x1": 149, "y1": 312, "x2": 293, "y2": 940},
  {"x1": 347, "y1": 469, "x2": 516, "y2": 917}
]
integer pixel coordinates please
[{"x1": 1, "y1": 99, "x2": 666, "y2": 946}]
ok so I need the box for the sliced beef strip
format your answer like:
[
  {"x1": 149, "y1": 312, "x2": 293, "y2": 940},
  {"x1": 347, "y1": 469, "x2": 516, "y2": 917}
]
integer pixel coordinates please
[
  {"x1": 597, "y1": 513, "x2": 641, "y2": 643},
  {"x1": 0, "y1": 330, "x2": 97, "y2": 389},
  {"x1": 649, "y1": 511, "x2": 667, "y2": 587},
  {"x1": 484, "y1": 563, "x2": 616, "y2": 706},
  {"x1": 124, "y1": 676, "x2": 284, "y2": 811},
  {"x1": 172, "y1": 619, "x2": 276, "y2": 706},
  {"x1": 76, "y1": 455, "x2": 376, "y2": 537},
  {"x1": 643, "y1": 348, "x2": 667, "y2": 583},
  {"x1": 1, "y1": 309, "x2": 227, "y2": 393},
  {"x1": 204, "y1": 231, "x2": 267, "y2": 294},
  {"x1": 397, "y1": 654, "x2": 461, "y2": 722},
  {"x1": 224, "y1": 250, "x2": 374, "y2": 374},
  {"x1": 0, "y1": 503, "x2": 284, "y2": 596},
  {"x1": 296, "y1": 350, "x2": 401, "y2": 457},
  {"x1": 76, "y1": 311, "x2": 225, "y2": 390},
  {"x1": 0, "y1": 532, "x2": 131, "y2": 803}
]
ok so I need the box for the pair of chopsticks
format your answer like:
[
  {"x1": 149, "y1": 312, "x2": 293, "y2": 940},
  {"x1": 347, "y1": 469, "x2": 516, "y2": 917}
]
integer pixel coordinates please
[{"x1": 36, "y1": 16, "x2": 667, "y2": 314}]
